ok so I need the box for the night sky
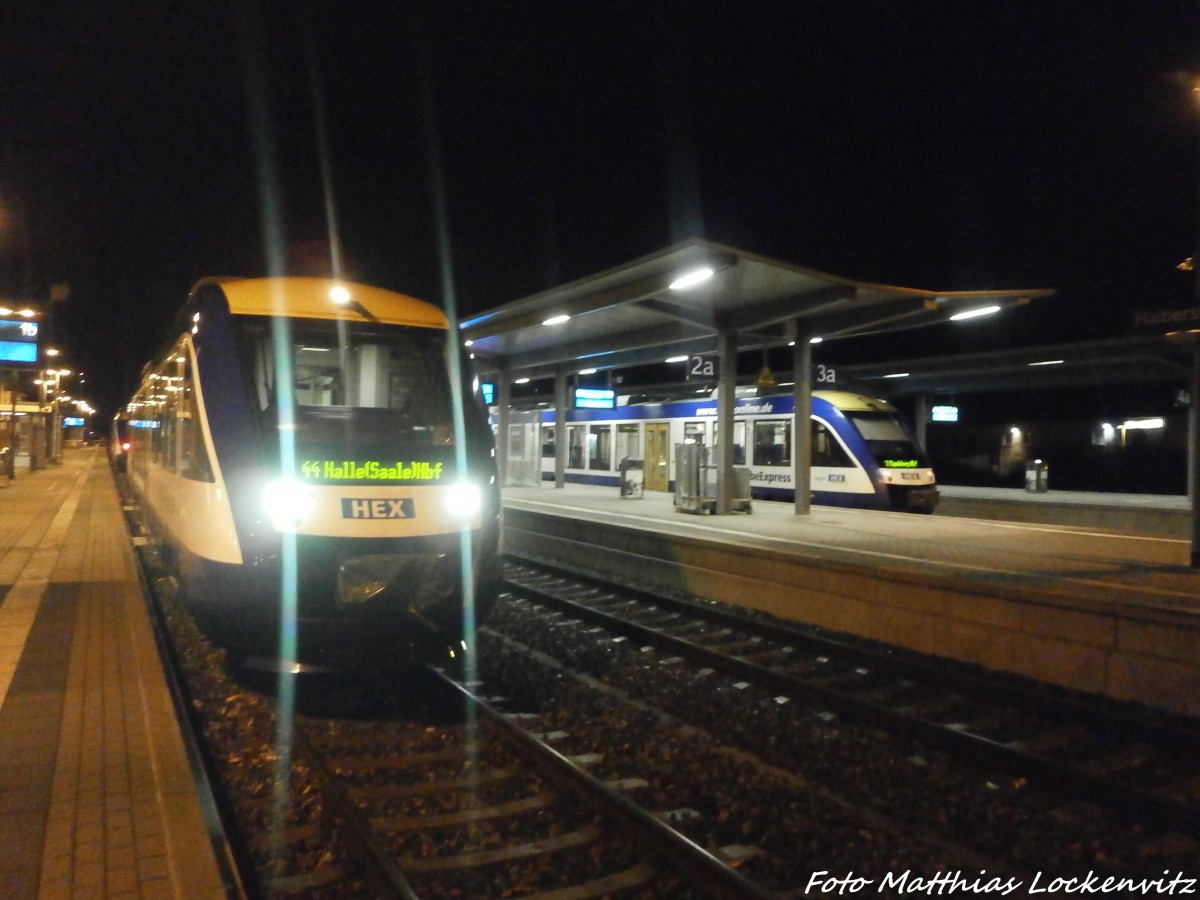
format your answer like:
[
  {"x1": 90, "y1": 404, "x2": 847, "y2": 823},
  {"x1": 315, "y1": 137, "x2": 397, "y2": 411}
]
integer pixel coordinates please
[{"x1": 2, "y1": 1, "x2": 1197, "y2": 418}]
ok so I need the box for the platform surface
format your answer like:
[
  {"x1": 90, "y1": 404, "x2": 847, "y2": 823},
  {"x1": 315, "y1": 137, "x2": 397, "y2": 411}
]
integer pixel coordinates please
[
  {"x1": 0, "y1": 448, "x2": 229, "y2": 899},
  {"x1": 502, "y1": 481, "x2": 1200, "y2": 716},
  {"x1": 503, "y1": 481, "x2": 1199, "y2": 611}
]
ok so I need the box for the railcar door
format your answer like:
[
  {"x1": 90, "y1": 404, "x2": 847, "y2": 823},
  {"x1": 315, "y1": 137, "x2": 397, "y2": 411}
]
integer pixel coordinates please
[{"x1": 644, "y1": 422, "x2": 670, "y2": 491}]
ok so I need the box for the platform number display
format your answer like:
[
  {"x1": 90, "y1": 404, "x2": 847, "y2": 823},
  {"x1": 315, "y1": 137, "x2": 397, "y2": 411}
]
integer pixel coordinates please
[
  {"x1": 687, "y1": 355, "x2": 717, "y2": 381},
  {"x1": 815, "y1": 364, "x2": 836, "y2": 384}
]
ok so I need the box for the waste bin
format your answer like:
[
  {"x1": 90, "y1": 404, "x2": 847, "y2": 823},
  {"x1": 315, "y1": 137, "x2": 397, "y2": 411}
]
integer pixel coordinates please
[
  {"x1": 1024, "y1": 459, "x2": 1049, "y2": 493},
  {"x1": 619, "y1": 458, "x2": 644, "y2": 498}
]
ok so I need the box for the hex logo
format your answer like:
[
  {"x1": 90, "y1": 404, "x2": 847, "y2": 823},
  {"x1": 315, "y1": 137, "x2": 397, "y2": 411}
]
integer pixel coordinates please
[{"x1": 341, "y1": 498, "x2": 415, "y2": 519}]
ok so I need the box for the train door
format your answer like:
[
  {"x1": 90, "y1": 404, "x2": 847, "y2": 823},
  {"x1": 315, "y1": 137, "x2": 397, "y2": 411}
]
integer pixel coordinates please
[{"x1": 644, "y1": 422, "x2": 670, "y2": 491}]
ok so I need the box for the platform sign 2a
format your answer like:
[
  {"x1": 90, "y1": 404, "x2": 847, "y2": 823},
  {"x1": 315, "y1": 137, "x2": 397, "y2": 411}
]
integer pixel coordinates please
[
  {"x1": 0, "y1": 318, "x2": 39, "y2": 365},
  {"x1": 687, "y1": 355, "x2": 717, "y2": 381}
]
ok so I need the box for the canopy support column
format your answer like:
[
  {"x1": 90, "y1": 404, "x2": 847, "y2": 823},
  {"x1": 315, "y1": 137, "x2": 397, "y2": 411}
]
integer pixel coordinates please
[
  {"x1": 554, "y1": 365, "x2": 568, "y2": 488},
  {"x1": 793, "y1": 327, "x2": 812, "y2": 516},
  {"x1": 497, "y1": 370, "x2": 511, "y2": 486}
]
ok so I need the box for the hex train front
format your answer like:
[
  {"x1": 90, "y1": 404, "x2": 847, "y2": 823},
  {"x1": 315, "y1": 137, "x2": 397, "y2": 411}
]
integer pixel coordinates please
[{"x1": 115, "y1": 277, "x2": 502, "y2": 672}]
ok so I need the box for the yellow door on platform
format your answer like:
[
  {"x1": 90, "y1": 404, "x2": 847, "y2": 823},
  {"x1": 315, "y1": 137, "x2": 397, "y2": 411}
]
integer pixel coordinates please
[{"x1": 644, "y1": 422, "x2": 670, "y2": 492}]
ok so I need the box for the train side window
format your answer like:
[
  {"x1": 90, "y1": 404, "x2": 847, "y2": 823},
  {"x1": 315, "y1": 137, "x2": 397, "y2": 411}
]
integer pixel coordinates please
[
  {"x1": 567, "y1": 424, "x2": 585, "y2": 468},
  {"x1": 811, "y1": 420, "x2": 854, "y2": 467},
  {"x1": 178, "y1": 354, "x2": 215, "y2": 483},
  {"x1": 753, "y1": 419, "x2": 791, "y2": 467},
  {"x1": 160, "y1": 362, "x2": 179, "y2": 473},
  {"x1": 712, "y1": 421, "x2": 746, "y2": 464},
  {"x1": 684, "y1": 421, "x2": 706, "y2": 445},
  {"x1": 541, "y1": 425, "x2": 555, "y2": 458},
  {"x1": 615, "y1": 423, "x2": 639, "y2": 462},
  {"x1": 589, "y1": 424, "x2": 611, "y2": 470}
]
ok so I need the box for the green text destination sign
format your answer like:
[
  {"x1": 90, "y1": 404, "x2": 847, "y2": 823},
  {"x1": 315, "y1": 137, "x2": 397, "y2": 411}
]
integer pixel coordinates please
[{"x1": 301, "y1": 460, "x2": 445, "y2": 480}]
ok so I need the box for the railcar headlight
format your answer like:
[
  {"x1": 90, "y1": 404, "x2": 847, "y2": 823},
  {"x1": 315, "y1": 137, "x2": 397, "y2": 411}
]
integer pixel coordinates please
[
  {"x1": 262, "y1": 479, "x2": 315, "y2": 530},
  {"x1": 443, "y1": 481, "x2": 483, "y2": 519}
]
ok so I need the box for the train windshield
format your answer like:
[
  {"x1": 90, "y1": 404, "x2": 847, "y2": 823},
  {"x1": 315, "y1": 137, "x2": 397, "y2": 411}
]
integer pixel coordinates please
[
  {"x1": 845, "y1": 412, "x2": 930, "y2": 468},
  {"x1": 236, "y1": 316, "x2": 481, "y2": 478}
]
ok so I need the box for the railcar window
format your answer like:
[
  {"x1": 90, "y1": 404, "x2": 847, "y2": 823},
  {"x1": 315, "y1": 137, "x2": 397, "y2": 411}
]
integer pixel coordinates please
[
  {"x1": 753, "y1": 420, "x2": 791, "y2": 467},
  {"x1": 176, "y1": 351, "x2": 214, "y2": 483},
  {"x1": 712, "y1": 421, "x2": 746, "y2": 464},
  {"x1": 615, "y1": 423, "x2": 639, "y2": 462},
  {"x1": 811, "y1": 420, "x2": 854, "y2": 468},
  {"x1": 541, "y1": 425, "x2": 555, "y2": 458},
  {"x1": 236, "y1": 317, "x2": 483, "y2": 456},
  {"x1": 567, "y1": 424, "x2": 585, "y2": 468},
  {"x1": 589, "y1": 424, "x2": 611, "y2": 470},
  {"x1": 847, "y1": 413, "x2": 927, "y2": 465},
  {"x1": 684, "y1": 421, "x2": 706, "y2": 445}
]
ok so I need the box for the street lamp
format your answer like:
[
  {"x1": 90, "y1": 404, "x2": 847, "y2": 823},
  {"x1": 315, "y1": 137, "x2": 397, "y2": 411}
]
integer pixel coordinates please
[{"x1": 37, "y1": 365, "x2": 70, "y2": 464}]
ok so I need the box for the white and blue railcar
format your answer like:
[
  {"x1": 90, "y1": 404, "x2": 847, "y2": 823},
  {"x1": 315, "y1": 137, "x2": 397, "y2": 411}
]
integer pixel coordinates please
[
  {"x1": 522, "y1": 389, "x2": 937, "y2": 512},
  {"x1": 115, "y1": 277, "x2": 502, "y2": 672}
]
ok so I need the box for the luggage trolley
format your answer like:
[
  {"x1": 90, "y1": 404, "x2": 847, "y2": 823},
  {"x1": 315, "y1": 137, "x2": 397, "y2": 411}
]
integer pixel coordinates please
[{"x1": 674, "y1": 443, "x2": 752, "y2": 514}]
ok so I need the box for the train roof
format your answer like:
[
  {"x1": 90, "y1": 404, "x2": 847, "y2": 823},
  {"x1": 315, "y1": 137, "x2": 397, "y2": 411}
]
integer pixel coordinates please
[
  {"x1": 812, "y1": 389, "x2": 897, "y2": 413},
  {"x1": 194, "y1": 277, "x2": 449, "y2": 329}
]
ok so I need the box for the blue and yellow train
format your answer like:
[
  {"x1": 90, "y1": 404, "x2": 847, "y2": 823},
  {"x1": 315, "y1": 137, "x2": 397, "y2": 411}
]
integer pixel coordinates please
[
  {"x1": 113, "y1": 277, "x2": 502, "y2": 672},
  {"x1": 523, "y1": 389, "x2": 938, "y2": 512}
]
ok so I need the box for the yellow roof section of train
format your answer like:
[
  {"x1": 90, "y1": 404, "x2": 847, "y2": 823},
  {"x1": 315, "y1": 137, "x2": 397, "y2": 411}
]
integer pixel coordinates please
[
  {"x1": 813, "y1": 389, "x2": 897, "y2": 413},
  {"x1": 207, "y1": 277, "x2": 449, "y2": 329}
]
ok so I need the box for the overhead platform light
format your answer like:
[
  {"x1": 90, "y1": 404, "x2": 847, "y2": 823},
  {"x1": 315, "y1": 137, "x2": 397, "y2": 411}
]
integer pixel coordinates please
[
  {"x1": 542, "y1": 314, "x2": 570, "y2": 326},
  {"x1": 1028, "y1": 359, "x2": 1064, "y2": 366},
  {"x1": 950, "y1": 305, "x2": 1001, "y2": 321},
  {"x1": 665, "y1": 355, "x2": 689, "y2": 363},
  {"x1": 1123, "y1": 418, "x2": 1164, "y2": 430},
  {"x1": 668, "y1": 267, "x2": 714, "y2": 291}
]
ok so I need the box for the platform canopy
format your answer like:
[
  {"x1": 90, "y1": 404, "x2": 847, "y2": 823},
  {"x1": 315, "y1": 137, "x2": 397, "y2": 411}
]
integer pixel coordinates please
[
  {"x1": 460, "y1": 239, "x2": 1055, "y2": 376},
  {"x1": 465, "y1": 238, "x2": 1058, "y2": 520}
]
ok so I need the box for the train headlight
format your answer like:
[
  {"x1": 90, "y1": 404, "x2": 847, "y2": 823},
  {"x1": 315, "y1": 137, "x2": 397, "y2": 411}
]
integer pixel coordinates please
[
  {"x1": 262, "y1": 479, "x2": 315, "y2": 531},
  {"x1": 443, "y1": 481, "x2": 483, "y2": 520}
]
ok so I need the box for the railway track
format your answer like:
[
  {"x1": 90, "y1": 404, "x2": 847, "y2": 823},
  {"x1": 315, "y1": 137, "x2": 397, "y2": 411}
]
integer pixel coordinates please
[
  {"x1": 501, "y1": 554, "x2": 1200, "y2": 831},
  {"x1": 290, "y1": 672, "x2": 768, "y2": 898},
  {"x1": 124, "y1": 464, "x2": 1200, "y2": 897},
  {"x1": 489, "y1": 553, "x2": 1200, "y2": 885},
  {"x1": 135, "y1": 531, "x2": 768, "y2": 897},
  {"x1": 124, "y1": 477, "x2": 720, "y2": 896}
]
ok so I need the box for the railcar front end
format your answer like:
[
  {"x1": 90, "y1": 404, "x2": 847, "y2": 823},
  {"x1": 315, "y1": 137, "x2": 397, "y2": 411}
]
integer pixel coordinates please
[{"x1": 121, "y1": 277, "x2": 502, "y2": 673}]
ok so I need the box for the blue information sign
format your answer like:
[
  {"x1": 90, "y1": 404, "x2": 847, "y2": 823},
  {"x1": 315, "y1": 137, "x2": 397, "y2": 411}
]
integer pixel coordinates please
[{"x1": 0, "y1": 318, "x2": 39, "y2": 364}]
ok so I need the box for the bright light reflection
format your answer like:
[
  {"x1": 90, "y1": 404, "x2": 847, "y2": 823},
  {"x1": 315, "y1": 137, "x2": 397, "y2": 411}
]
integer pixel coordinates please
[
  {"x1": 950, "y1": 305, "x2": 1001, "y2": 321},
  {"x1": 329, "y1": 285, "x2": 351, "y2": 304},
  {"x1": 669, "y1": 267, "x2": 714, "y2": 291},
  {"x1": 1122, "y1": 418, "x2": 1165, "y2": 430}
]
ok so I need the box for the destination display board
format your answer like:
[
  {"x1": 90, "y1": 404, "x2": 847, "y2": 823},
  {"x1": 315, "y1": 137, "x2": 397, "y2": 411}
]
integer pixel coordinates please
[{"x1": 0, "y1": 318, "x2": 39, "y2": 364}]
